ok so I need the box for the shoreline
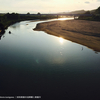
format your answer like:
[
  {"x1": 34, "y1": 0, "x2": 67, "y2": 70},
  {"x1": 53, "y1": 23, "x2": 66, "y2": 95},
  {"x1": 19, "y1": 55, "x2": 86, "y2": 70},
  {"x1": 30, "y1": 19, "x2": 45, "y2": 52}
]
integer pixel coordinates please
[{"x1": 34, "y1": 20, "x2": 100, "y2": 52}]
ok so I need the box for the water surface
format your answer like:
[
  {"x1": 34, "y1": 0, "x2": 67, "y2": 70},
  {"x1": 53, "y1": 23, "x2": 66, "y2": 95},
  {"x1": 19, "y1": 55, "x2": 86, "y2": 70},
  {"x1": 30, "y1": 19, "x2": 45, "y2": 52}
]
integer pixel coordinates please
[{"x1": 0, "y1": 18, "x2": 100, "y2": 99}]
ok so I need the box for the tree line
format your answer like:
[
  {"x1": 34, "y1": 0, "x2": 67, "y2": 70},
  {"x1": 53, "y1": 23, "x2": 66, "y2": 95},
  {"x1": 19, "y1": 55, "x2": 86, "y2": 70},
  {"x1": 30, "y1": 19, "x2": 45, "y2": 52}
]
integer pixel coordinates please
[{"x1": 0, "y1": 12, "x2": 58, "y2": 32}]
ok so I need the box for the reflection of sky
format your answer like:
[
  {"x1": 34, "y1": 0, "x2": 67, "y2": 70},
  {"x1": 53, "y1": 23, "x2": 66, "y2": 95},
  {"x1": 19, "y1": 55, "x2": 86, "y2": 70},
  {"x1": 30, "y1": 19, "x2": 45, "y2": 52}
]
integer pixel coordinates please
[{"x1": 0, "y1": 19, "x2": 100, "y2": 69}]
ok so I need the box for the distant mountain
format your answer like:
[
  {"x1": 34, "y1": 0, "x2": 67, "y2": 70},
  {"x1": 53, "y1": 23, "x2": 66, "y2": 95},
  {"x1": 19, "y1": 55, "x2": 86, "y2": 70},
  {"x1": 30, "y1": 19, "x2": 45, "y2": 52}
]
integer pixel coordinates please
[
  {"x1": 58, "y1": 10, "x2": 86, "y2": 14},
  {"x1": 58, "y1": 9, "x2": 97, "y2": 15},
  {"x1": 67, "y1": 10, "x2": 86, "y2": 14}
]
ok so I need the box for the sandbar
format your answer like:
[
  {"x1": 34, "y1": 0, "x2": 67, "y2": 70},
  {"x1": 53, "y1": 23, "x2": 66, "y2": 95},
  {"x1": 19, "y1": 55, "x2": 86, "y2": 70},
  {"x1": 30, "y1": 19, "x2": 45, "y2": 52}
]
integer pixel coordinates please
[{"x1": 34, "y1": 20, "x2": 100, "y2": 52}]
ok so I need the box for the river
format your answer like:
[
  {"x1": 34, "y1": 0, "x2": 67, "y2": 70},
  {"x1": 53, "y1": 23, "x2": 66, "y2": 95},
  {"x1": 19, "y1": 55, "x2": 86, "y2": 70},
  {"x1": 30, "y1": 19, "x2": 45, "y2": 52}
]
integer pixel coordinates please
[{"x1": 0, "y1": 18, "x2": 100, "y2": 99}]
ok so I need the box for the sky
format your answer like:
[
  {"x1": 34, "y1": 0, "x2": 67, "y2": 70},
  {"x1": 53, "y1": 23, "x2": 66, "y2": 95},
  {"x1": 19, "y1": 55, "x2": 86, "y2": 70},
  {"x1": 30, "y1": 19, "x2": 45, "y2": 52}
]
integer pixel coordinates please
[{"x1": 0, "y1": 0, "x2": 100, "y2": 13}]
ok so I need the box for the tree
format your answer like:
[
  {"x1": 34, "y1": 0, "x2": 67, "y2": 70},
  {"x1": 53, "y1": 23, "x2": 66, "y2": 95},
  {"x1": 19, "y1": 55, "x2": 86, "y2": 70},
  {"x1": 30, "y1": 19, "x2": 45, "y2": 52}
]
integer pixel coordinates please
[
  {"x1": 4, "y1": 13, "x2": 19, "y2": 20},
  {"x1": 0, "y1": 23, "x2": 4, "y2": 31},
  {"x1": 37, "y1": 12, "x2": 41, "y2": 15},
  {"x1": 95, "y1": 6, "x2": 100, "y2": 14},
  {"x1": 85, "y1": 11, "x2": 91, "y2": 14},
  {"x1": 37, "y1": 12, "x2": 41, "y2": 19},
  {"x1": 27, "y1": 12, "x2": 30, "y2": 15}
]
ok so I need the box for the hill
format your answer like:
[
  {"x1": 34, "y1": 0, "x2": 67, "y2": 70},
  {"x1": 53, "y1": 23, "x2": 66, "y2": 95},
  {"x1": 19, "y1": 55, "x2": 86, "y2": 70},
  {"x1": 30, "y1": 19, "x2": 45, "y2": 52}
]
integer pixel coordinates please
[
  {"x1": 58, "y1": 9, "x2": 97, "y2": 15},
  {"x1": 58, "y1": 10, "x2": 86, "y2": 14},
  {"x1": 67, "y1": 10, "x2": 86, "y2": 14},
  {"x1": 78, "y1": 6, "x2": 100, "y2": 21}
]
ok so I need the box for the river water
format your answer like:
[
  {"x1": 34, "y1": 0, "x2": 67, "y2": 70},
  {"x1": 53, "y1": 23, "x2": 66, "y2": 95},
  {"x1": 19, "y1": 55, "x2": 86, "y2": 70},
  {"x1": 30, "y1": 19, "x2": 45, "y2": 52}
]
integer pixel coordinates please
[{"x1": 0, "y1": 18, "x2": 100, "y2": 99}]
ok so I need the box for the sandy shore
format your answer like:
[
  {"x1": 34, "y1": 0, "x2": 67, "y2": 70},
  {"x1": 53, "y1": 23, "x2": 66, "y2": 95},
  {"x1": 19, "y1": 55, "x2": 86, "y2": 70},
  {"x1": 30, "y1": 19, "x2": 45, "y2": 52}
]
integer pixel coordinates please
[{"x1": 34, "y1": 20, "x2": 100, "y2": 52}]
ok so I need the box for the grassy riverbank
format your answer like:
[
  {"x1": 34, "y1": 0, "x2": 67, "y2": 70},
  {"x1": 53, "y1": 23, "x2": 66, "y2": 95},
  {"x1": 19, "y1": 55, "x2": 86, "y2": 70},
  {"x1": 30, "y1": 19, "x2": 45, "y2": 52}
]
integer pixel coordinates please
[{"x1": 34, "y1": 20, "x2": 100, "y2": 52}]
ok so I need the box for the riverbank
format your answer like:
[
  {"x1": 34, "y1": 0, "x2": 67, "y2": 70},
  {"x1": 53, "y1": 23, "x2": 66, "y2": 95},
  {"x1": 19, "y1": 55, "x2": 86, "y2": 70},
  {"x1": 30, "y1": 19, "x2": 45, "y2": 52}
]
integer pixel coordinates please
[
  {"x1": 0, "y1": 13, "x2": 58, "y2": 32},
  {"x1": 34, "y1": 20, "x2": 100, "y2": 52}
]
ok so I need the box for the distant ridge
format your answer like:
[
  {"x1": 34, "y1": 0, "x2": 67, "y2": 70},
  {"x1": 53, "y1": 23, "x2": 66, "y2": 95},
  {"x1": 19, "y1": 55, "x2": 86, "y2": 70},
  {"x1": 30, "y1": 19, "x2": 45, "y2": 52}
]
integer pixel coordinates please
[
  {"x1": 68, "y1": 10, "x2": 86, "y2": 14},
  {"x1": 58, "y1": 9, "x2": 96, "y2": 14},
  {"x1": 58, "y1": 10, "x2": 86, "y2": 14}
]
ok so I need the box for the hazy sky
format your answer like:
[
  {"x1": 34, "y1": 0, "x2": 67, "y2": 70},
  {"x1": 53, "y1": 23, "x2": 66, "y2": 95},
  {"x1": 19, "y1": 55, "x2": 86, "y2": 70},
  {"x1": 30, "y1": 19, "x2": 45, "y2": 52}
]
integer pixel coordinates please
[{"x1": 0, "y1": 0, "x2": 100, "y2": 13}]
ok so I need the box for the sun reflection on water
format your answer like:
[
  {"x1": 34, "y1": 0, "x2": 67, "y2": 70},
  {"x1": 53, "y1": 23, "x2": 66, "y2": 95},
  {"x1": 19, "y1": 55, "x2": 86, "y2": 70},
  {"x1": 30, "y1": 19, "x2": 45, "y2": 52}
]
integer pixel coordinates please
[
  {"x1": 57, "y1": 17, "x2": 74, "y2": 21},
  {"x1": 59, "y1": 37, "x2": 64, "y2": 44},
  {"x1": 58, "y1": 18, "x2": 68, "y2": 20}
]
